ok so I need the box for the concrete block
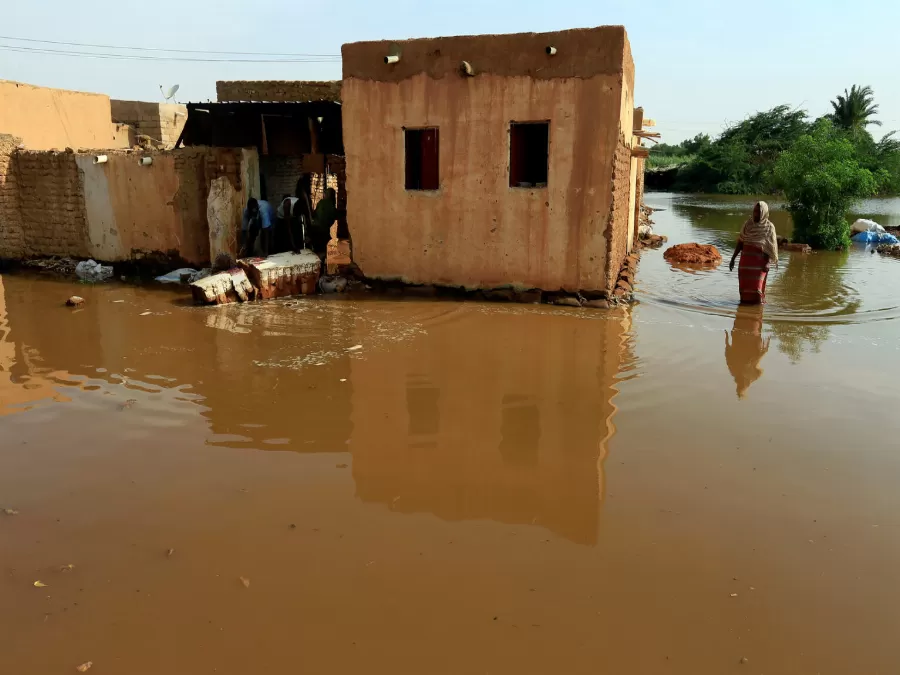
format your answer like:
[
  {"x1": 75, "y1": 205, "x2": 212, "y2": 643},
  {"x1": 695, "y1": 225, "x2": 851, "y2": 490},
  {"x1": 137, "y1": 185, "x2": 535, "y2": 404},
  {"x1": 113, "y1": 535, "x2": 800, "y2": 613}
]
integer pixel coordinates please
[
  {"x1": 191, "y1": 268, "x2": 256, "y2": 305},
  {"x1": 238, "y1": 250, "x2": 321, "y2": 299}
]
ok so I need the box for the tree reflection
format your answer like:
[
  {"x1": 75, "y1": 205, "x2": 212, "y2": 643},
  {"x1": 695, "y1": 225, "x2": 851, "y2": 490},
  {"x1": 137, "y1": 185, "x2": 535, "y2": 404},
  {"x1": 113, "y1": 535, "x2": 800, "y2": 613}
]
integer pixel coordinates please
[{"x1": 767, "y1": 249, "x2": 854, "y2": 363}]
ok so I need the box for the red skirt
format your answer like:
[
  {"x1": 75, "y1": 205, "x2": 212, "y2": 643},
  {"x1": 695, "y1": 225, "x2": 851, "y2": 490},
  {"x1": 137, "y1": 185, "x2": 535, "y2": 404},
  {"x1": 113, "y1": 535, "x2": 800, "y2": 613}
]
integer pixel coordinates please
[{"x1": 738, "y1": 244, "x2": 769, "y2": 304}]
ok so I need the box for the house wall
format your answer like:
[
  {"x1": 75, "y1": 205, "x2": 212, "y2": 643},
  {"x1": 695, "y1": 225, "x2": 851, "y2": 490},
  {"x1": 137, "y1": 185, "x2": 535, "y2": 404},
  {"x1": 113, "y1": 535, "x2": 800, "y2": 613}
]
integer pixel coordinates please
[
  {"x1": 0, "y1": 80, "x2": 127, "y2": 151},
  {"x1": 0, "y1": 135, "x2": 24, "y2": 259},
  {"x1": 110, "y1": 100, "x2": 187, "y2": 148},
  {"x1": 0, "y1": 146, "x2": 255, "y2": 265},
  {"x1": 342, "y1": 27, "x2": 634, "y2": 293}
]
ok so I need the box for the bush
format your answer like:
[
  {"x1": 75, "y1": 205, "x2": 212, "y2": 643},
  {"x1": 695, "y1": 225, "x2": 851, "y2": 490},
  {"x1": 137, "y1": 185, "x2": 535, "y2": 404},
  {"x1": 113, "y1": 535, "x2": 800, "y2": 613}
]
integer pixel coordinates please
[{"x1": 773, "y1": 121, "x2": 884, "y2": 249}]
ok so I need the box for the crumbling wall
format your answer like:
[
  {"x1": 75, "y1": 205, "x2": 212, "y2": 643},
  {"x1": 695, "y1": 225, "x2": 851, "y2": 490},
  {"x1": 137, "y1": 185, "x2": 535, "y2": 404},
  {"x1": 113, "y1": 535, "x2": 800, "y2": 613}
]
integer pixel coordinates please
[
  {"x1": 16, "y1": 149, "x2": 91, "y2": 258},
  {"x1": 0, "y1": 135, "x2": 24, "y2": 259},
  {"x1": 3, "y1": 146, "x2": 249, "y2": 265},
  {"x1": 110, "y1": 100, "x2": 187, "y2": 148},
  {"x1": 216, "y1": 81, "x2": 342, "y2": 103},
  {"x1": 606, "y1": 134, "x2": 633, "y2": 290},
  {"x1": 633, "y1": 156, "x2": 645, "y2": 242}
]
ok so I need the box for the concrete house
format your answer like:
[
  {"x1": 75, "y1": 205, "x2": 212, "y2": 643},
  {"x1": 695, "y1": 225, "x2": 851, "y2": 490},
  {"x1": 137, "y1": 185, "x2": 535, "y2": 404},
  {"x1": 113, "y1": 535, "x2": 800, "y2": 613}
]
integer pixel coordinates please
[{"x1": 341, "y1": 26, "x2": 643, "y2": 295}]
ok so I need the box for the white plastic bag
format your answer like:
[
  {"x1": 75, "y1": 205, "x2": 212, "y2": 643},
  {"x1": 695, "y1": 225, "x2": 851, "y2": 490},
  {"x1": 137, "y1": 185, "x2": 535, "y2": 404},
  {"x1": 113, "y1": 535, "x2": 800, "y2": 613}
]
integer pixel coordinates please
[
  {"x1": 851, "y1": 219, "x2": 886, "y2": 235},
  {"x1": 154, "y1": 268, "x2": 198, "y2": 284},
  {"x1": 75, "y1": 259, "x2": 113, "y2": 282}
]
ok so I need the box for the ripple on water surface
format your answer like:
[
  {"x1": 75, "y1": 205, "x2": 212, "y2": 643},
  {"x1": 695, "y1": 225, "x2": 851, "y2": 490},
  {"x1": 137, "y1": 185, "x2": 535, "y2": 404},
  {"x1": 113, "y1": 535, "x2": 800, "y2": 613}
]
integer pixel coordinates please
[{"x1": 638, "y1": 193, "x2": 900, "y2": 326}]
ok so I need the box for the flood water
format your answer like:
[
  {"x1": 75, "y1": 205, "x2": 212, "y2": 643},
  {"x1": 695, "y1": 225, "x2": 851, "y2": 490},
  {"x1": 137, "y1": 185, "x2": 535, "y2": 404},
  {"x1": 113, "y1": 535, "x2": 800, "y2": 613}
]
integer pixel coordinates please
[{"x1": 2, "y1": 194, "x2": 900, "y2": 674}]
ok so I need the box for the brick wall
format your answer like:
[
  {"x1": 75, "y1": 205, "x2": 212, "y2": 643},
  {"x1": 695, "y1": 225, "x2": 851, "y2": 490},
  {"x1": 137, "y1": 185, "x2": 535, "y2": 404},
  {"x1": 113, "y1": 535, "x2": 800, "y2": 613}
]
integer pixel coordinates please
[
  {"x1": 633, "y1": 156, "x2": 645, "y2": 241},
  {"x1": 216, "y1": 81, "x2": 341, "y2": 103},
  {"x1": 0, "y1": 134, "x2": 24, "y2": 258},
  {"x1": 606, "y1": 133, "x2": 633, "y2": 289},
  {"x1": 16, "y1": 149, "x2": 90, "y2": 258},
  {"x1": 110, "y1": 100, "x2": 187, "y2": 148},
  {"x1": 259, "y1": 155, "x2": 338, "y2": 211},
  {"x1": 0, "y1": 145, "x2": 248, "y2": 264}
]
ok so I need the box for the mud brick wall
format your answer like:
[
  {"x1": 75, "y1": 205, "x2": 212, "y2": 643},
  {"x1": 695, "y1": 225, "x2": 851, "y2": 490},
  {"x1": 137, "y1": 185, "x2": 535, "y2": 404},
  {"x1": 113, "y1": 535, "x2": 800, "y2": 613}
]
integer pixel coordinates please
[
  {"x1": 0, "y1": 134, "x2": 24, "y2": 258},
  {"x1": 216, "y1": 80, "x2": 341, "y2": 103},
  {"x1": 633, "y1": 157, "x2": 645, "y2": 240},
  {"x1": 0, "y1": 145, "x2": 247, "y2": 264},
  {"x1": 16, "y1": 149, "x2": 90, "y2": 258},
  {"x1": 110, "y1": 100, "x2": 187, "y2": 148},
  {"x1": 606, "y1": 133, "x2": 633, "y2": 289}
]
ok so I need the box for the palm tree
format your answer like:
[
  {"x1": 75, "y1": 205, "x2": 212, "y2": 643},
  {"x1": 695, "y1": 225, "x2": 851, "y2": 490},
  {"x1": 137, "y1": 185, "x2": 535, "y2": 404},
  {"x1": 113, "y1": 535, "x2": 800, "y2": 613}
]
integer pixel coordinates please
[{"x1": 830, "y1": 85, "x2": 881, "y2": 132}]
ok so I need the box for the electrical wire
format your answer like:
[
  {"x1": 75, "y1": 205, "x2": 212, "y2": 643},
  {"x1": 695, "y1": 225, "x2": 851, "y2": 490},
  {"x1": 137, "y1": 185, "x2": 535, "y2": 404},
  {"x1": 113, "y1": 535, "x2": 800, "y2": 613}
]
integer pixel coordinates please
[
  {"x1": 0, "y1": 34, "x2": 341, "y2": 58},
  {"x1": 0, "y1": 44, "x2": 340, "y2": 63}
]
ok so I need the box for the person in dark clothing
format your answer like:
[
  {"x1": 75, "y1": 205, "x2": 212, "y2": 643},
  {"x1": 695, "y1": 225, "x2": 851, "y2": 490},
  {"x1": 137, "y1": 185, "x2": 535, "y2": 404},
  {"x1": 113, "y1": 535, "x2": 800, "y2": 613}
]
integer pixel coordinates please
[
  {"x1": 309, "y1": 188, "x2": 337, "y2": 254},
  {"x1": 240, "y1": 198, "x2": 275, "y2": 257}
]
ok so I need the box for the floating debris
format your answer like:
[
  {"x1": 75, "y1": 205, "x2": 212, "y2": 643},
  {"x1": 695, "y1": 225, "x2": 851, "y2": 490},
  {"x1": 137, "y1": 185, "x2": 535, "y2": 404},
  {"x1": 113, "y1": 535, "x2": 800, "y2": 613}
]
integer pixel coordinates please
[
  {"x1": 240, "y1": 576, "x2": 250, "y2": 588},
  {"x1": 2, "y1": 508, "x2": 19, "y2": 516},
  {"x1": 76, "y1": 661, "x2": 93, "y2": 672},
  {"x1": 33, "y1": 581, "x2": 48, "y2": 588},
  {"x1": 166, "y1": 548, "x2": 175, "y2": 558}
]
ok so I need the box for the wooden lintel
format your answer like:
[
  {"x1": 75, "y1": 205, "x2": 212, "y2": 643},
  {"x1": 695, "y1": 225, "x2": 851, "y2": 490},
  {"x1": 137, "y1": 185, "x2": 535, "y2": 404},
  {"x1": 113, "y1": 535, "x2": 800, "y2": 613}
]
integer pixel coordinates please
[{"x1": 632, "y1": 146, "x2": 650, "y2": 158}]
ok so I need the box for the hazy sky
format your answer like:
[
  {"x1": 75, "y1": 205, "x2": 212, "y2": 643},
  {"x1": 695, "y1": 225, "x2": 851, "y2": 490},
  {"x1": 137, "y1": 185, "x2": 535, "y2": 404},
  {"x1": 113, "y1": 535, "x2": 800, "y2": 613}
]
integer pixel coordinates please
[{"x1": 4, "y1": 0, "x2": 899, "y2": 143}]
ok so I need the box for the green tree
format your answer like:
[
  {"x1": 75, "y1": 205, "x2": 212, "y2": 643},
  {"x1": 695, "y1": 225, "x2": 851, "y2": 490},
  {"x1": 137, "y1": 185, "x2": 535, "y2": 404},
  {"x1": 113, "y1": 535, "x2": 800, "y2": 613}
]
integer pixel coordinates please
[
  {"x1": 773, "y1": 120, "x2": 883, "y2": 250},
  {"x1": 830, "y1": 85, "x2": 881, "y2": 135},
  {"x1": 675, "y1": 106, "x2": 808, "y2": 193}
]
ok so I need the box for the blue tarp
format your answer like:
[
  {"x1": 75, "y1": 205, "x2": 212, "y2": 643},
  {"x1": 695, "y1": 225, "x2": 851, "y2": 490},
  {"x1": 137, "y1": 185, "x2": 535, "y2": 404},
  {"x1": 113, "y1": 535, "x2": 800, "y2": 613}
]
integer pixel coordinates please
[{"x1": 852, "y1": 231, "x2": 900, "y2": 245}]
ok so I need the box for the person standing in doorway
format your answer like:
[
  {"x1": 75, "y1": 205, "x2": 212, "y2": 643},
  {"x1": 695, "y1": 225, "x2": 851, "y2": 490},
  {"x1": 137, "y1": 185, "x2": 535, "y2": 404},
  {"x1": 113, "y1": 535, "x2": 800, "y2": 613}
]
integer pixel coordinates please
[
  {"x1": 309, "y1": 187, "x2": 338, "y2": 254},
  {"x1": 240, "y1": 197, "x2": 275, "y2": 257},
  {"x1": 729, "y1": 201, "x2": 779, "y2": 304}
]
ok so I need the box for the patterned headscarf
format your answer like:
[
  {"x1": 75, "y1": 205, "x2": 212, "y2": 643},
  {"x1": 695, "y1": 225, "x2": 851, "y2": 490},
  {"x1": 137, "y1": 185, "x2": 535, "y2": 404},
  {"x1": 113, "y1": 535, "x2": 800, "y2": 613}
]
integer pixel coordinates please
[{"x1": 739, "y1": 201, "x2": 779, "y2": 266}]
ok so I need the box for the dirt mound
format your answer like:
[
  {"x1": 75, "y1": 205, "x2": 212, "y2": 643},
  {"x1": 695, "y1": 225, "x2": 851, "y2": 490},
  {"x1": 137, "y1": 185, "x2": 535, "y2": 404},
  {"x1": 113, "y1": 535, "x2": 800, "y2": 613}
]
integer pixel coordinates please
[{"x1": 664, "y1": 243, "x2": 722, "y2": 265}]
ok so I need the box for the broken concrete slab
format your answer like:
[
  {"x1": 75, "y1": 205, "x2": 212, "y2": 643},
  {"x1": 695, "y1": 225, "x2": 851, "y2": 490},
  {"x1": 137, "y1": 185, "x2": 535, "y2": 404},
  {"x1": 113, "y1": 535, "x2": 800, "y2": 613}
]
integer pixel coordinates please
[
  {"x1": 238, "y1": 251, "x2": 321, "y2": 299},
  {"x1": 190, "y1": 268, "x2": 256, "y2": 305}
]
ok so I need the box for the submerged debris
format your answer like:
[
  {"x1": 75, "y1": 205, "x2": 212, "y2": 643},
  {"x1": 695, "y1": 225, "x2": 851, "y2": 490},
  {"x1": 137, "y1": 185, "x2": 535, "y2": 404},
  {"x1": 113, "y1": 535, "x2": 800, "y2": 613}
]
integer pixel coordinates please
[
  {"x1": 21, "y1": 256, "x2": 79, "y2": 276},
  {"x1": 876, "y1": 243, "x2": 900, "y2": 259}
]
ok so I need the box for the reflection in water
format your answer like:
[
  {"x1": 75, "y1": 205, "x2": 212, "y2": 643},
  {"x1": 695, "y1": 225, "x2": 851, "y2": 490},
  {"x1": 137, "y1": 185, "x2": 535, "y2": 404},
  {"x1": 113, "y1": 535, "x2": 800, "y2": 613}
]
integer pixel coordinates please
[
  {"x1": 350, "y1": 308, "x2": 634, "y2": 545},
  {"x1": 0, "y1": 275, "x2": 634, "y2": 546},
  {"x1": 724, "y1": 304, "x2": 769, "y2": 399}
]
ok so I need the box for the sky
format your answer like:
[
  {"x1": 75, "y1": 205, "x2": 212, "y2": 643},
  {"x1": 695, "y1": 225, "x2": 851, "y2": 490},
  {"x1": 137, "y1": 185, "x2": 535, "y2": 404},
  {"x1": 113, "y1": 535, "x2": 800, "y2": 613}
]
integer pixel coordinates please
[{"x1": 4, "y1": 0, "x2": 900, "y2": 143}]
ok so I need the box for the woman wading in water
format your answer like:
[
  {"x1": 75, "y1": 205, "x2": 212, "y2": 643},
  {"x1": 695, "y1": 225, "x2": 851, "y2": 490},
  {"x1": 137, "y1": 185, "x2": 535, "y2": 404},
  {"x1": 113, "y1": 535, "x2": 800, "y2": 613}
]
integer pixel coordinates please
[{"x1": 729, "y1": 201, "x2": 779, "y2": 304}]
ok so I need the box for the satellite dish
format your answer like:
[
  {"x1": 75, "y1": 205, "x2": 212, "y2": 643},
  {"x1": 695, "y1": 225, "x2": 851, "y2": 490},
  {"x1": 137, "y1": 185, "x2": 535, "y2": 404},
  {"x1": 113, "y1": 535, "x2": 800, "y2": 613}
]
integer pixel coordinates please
[{"x1": 159, "y1": 84, "x2": 180, "y2": 102}]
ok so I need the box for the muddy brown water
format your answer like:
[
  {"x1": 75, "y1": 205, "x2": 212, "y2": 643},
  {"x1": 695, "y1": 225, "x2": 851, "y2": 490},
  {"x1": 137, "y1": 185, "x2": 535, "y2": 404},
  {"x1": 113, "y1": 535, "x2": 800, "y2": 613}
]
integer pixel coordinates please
[{"x1": 3, "y1": 193, "x2": 900, "y2": 674}]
